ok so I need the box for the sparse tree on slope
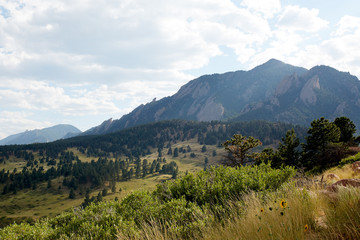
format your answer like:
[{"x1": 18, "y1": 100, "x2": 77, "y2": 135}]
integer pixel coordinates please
[{"x1": 222, "y1": 134, "x2": 262, "y2": 167}]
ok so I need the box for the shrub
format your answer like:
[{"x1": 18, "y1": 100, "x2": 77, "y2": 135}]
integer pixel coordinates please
[
  {"x1": 153, "y1": 163, "x2": 296, "y2": 208},
  {"x1": 339, "y1": 152, "x2": 360, "y2": 167}
]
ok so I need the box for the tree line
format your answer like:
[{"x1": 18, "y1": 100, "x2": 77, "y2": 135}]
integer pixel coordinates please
[{"x1": 0, "y1": 120, "x2": 307, "y2": 162}]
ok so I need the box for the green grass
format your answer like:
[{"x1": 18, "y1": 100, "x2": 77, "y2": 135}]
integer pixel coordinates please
[
  {"x1": 0, "y1": 139, "x2": 222, "y2": 223},
  {"x1": 0, "y1": 157, "x2": 27, "y2": 173}
]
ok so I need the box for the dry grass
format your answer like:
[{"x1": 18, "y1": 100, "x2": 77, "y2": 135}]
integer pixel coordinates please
[
  {"x1": 119, "y1": 165, "x2": 360, "y2": 240},
  {"x1": 202, "y1": 185, "x2": 316, "y2": 240}
]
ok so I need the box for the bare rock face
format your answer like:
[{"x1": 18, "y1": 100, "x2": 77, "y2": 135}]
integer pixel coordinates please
[
  {"x1": 333, "y1": 102, "x2": 347, "y2": 116},
  {"x1": 154, "y1": 107, "x2": 166, "y2": 121},
  {"x1": 326, "y1": 179, "x2": 360, "y2": 192},
  {"x1": 300, "y1": 75, "x2": 320, "y2": 105},
  {"x1": 274, "y1": 73, "x2": 301, "y2": 96},
  {"x1": 196, "y1": 98, "x2": 224, "y2": 121}
]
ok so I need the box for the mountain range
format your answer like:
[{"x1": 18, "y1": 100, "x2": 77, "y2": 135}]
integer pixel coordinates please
[
  {"x1": 0, "y1": 124, "x2": 81, "y2": 145},
  {"x1": 84, "y1": 59, "x2": 360, "y2": 135},
  {"x1": 2, "y1": 59, "x2": 359, "y2": 144}
]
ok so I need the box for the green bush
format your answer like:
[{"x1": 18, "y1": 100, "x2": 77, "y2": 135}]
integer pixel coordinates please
[
  {"x1": 339, "y1": 152, "x2": 360, "y2": 167},
  {"x1": 153, "y1": 162, "x2": 296, "y2": 208},
  {"x1": 0, "y1": 221, "x2": 55, "y2": 240}
]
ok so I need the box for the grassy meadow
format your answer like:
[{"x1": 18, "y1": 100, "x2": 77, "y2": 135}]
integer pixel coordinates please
[{"x1": 0, "y1": 139, "x2": 225, "y2": 223}]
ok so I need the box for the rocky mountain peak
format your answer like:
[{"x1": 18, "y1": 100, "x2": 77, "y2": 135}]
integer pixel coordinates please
[{"x1": 82, "y1": 59, "x2": 360, "y2": 135}]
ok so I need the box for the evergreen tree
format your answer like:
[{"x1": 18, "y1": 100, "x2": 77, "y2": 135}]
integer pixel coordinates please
[
  {"x1": 201, "y1": 145, "x2": 207, "y2": 152},
  {"x1": 334, "y1": 116, "x2": 356, "y2": 143},
  {"x1": 111, "y1": 183, "x2": 116, "y2": 193},
  {"x1": 222, "y1": 134, "x2": 262, "y2": 167},
  {"x1": 129, "y1": 168, "x2": 134, "y2": 179},
  {"x1": 275, "y1": 129, "x2": 300, "y2": 167},
  {"x1": 212, "y1": 150, "x2": 217, "y2": 157},
  {"x1": 173, "y1": 148, "x2": 179, "y2": 157},
  {"x1": 142, "y1": 159, "x2": 148, "y2": 178},
  {"x1": 47, "y1": 179, "x2": 52, "y2": 189},
  {"x1": 302, "y1": 117, "x2": 341, "y2": 170},
  {"x1": 172, "y1": 167, "x2": 178, "y2": 179},
  {"x1": 82, "y1": 189, "x2": 91, "y2": 208},
  {"x1": 69, "y1": 188, "x2": 75, "y2": 199},
  {"x1": 149, "y1": 160, "x2": 156, "y2": 174},
  {"x1": 97, "y1": 192, "x2": 103, "y2": 202},
  {"x1": 204, "y1": 157, "x2": 209, "y2": 170},
  {"x1": 155, "y1": 162, "x2": 161, "y2": 172},
  {"x1": 102, "y1": 188, "x2": 108, "y2": 196},
  {"x1": 187, "y1": 145, "x2": 191, "y2": 152},
  {"x1": 135, "y1": 158, "x2": 141, "y2": 178}
]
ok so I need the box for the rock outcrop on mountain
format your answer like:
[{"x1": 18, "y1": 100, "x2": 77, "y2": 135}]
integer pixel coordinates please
[{"x1": 236, "y1": 65, "x2": 360, "y2": 127}]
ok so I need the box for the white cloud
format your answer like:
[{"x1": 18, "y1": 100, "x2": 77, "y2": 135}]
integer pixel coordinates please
[
  {"x1": 277, "y1": 5, "x2": 328, "y2": 32},
  {"x1": 0, "y1": 0, "x2": 272, "y2": 76},
  {"x1": 285, "y1": 15, "x2": 360, "y2": 77},
  {"x1": 334, "y1": 15, "x2": 360, "y2": 36},
  {"x1": 241, "y1": 0, "x2": 281, "y2": 19},
  {"x1": 0, "y1": 79, "x2": 120, "y2": 115}
]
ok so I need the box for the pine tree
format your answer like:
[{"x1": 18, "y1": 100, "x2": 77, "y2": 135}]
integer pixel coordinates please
[
  {"x1": 172, "y1": 167, "x2": 178, "y2": 179},
  {"x1": 201, "y1": 145, "x2": 207, "y2": 152},
  {"x1": 204, "y1": 157, "x2": 209, "y2": 170},
  {"x1": 69, "y1": 188, "x2": 75, "y2": 199},
  {"x1": 111, "y1": 183, "x2": 116, "y2": 193},
  {"x1": 102, "y1": 188, "x2": 108, "y2": 196},
  {"x1": 97, "y1": 192, "x2": 103, "y2": 202},
  {"x1": 276, "y1": 129, "x2": 300, "y2": 167},
  {"x1": 222, "y1": 134, "x2": 262, "y2": 167},
  {"x1": 47, "y1": 179, "x2": 52, "y2": 189},
  {"x1": 167, "y1": 147, "x2": 172, "y2": 155},
  {"x1": 334, "y1": 116, "x2": 356, "y2": 143},
  {"x1": 302, "y1": 117, "x2": 341, "y2": 170},
  {"x1": 173, "y1": 148, "x2": 179, "y2": 157}
]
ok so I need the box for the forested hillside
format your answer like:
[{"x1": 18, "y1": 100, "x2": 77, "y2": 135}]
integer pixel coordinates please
[{"x1": 0, "y1": 120, "x2": 306, "y2": 161}]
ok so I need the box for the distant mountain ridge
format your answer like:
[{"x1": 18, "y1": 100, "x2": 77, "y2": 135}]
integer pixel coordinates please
[
  {"x1": 83, "y1": 59, "x2": 360, "y2": 136},
  {"x1": 0, "y1": 124, "x2": 82, "y2": 145}
]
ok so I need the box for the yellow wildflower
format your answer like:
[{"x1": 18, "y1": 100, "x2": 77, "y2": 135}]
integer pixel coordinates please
[
  {"x1": 304, "y1": 224, "x2": 309, "y2": 232},
  {"x1": 280, "y1": 199, "x2": 287, "y2": 208}
]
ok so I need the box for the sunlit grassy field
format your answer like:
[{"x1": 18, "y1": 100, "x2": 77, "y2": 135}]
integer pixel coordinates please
[{"x1": 0, "y1": 139, "x2": 225, "y2": 223}]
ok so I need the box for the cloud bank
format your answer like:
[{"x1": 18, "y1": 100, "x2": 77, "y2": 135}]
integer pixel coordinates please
[{"x1": 0, "y1": 0, "x2": 359, "y2": 138}]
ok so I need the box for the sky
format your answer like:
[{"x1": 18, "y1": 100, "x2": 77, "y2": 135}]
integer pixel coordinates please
[{"x1": 0, "y1": 0, "x2": 360, "y2": 139}]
